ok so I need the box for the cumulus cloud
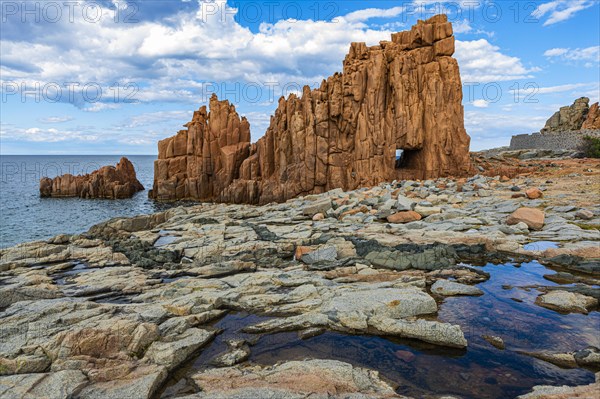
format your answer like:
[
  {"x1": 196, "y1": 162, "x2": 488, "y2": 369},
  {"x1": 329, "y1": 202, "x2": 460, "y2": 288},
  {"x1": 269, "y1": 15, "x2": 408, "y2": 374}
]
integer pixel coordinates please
[
  {"x1": 0, "y1": 126, "x2": 100, "y2": 143},
  {"x1": 343, "y1": 7, "x2": 405, "y2": 23},
  {"x1": 466, "y1": 112, "x2": 547, "y2": 133},
  {"x1": 471, "y1": 99, "x2": 489, "y2": 108},
  {"x1": 532, "y1": 0, "x2": 596, "y2": 26},
  {"x1": 0, "y1": 0, "x2": 398, "y2": 109},
  {"x1": 455, "y1": 39, "x2": 537, "y2": 82},
  {"x1": 1, "y1": 1, "x2": 532, "y2": 109},
  {"x1": 37, "y1": 116, "x2": 74, "y2": 124}
]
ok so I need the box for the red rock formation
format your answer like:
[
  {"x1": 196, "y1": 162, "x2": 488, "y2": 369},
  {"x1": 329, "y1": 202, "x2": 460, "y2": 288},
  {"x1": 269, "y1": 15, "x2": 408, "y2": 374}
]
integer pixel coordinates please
[
  {"x1": 150, "y1": 95, "x2": 251, "y2": 201},
  {"x1": 40, "y1": 157, "x2": 144, "y2": 199},
  {"x1": 150, "y1": 14, "x2": 471, "y2": 204},
  {"x1": 582, "y1": 102, "x2": 600, "y2": 129}
]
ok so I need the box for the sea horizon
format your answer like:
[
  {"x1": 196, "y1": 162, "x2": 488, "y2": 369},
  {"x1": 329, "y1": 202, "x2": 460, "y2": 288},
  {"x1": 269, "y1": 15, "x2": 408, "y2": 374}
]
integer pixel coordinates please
[{"x1": 0, "y1": 155, "x2": 181, "y2": 248}]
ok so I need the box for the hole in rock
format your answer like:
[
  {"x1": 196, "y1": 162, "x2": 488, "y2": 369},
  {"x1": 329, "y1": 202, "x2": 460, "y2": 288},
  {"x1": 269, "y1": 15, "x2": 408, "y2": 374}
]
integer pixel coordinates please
[{"x1": 395, "y1": 148, "x2": 419, "y2": 169}]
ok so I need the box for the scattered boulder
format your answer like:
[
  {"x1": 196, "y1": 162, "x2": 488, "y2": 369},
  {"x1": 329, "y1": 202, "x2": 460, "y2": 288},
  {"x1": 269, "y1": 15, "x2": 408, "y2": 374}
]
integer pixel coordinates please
[
  {"x1": 396, "y1": 195, "x2": 416, "y2": 211},
  {"x1": 507, "y1": 207, "x2": 545, "y2": 230},
  {"x1": 312, "y1": 213, "x2": 325, "y2": 221},
  {"x1": 535, "y1": 290, "x2": 598, "y2": 314},
  {"x1": 211, "y1": 340, "x2": 250, "y2": 367},
  {"x1": 296, "y1": 246, "x2": 337, "y2": 264},
  {"x1": 387, "y1": 211, "x2": 421, "y2": 224},
  {"x1": 576, "y1": 209, "x2": 594, "y2": 220},
  {"x1": 303, "y1": 198, "x2": 333, "y2": 217},
  {"x1": 482, "y1": 335, "x2": 505, "y2": 350},
  {"x1": 520, "y1": 346, "x2": 600, "y2": 370},
  {"x1": 574, "y1": 346, "x2": 600, "y2": 369},
  {"x1": 414, "y1": 205, "x2": 442, "y2": 217},
  {"x1": 525, "y1": 188, "x2": 543, "y2": 199}
]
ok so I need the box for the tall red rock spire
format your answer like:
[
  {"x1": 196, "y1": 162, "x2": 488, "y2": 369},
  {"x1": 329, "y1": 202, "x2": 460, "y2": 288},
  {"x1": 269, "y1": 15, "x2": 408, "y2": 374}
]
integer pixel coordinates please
[{"x1": 150, "y1": 14, "x2": 471, "y2": 204}]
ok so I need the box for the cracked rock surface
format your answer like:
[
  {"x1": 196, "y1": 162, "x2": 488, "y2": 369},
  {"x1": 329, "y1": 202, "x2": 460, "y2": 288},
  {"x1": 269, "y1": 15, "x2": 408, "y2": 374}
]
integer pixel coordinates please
[{"x1": 1, "y1": 170, "x2": 599, "y2": 398}]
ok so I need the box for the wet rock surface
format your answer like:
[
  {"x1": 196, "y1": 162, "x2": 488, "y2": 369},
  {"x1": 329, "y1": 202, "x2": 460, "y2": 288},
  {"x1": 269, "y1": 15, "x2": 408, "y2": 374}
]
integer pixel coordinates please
[
  {"x1": 535, "y1": 290, "x2": 598, "y2": 314},
  {"x1": 2, "y1": 168, "x2": 600, "y2": 398}
]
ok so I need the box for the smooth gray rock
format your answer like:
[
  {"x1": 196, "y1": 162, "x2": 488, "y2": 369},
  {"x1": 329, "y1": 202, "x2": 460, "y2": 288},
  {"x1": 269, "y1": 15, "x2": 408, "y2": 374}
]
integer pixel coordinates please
[
  {"x1": 0, "y1": 370, "x2": 88, "y2": 399},
  {"x1": 78, "y1": 366, "x2": 168, "y2": 399},
  {"x1": 302, "y1": 198, "x2": 332, "y2": 216},
  {"x1": 300, "y1": 246, "x2": 337, "y2": 264},
  {"x1": 144, "y1": 328, "x2": 215, "y2": 370},
  {"x1": 211, "y1": 340, "x2": 250, "y2": 367},
  {"x1": 535, "y1": 290, "x2": 598, "y2": 314},
  {"x1": 431, "y1": 280, "x2": 484, "y2": 296},
  {"x1": 396, "y1": 195, "x2": 416, "y2": 211},
  {"x1": 369, "y1": 315, "x2": 467, "y2": 348}
]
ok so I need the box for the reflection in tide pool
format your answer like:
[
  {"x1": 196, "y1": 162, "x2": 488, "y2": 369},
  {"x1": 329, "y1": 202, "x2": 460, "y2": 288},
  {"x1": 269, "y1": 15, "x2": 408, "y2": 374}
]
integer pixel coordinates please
[
  {"x1": 522, "y1": 241, "x2": 559, "y2": 251},
  {"x1": 158, "y1": 261, "x2": 600, "y2": 399}
]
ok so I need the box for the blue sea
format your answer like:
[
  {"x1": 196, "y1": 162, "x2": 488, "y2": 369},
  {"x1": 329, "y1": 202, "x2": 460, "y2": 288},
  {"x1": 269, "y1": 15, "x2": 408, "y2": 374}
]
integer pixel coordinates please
[{"x1": 0, "y1": 155, "x2": 182, "y2": 248}]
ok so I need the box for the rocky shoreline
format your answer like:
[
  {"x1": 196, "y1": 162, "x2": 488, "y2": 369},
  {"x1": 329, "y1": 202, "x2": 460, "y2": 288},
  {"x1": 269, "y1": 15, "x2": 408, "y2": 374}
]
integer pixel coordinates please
[{"x1": 1, "y1": 157, "x2": 599, "y2": 398}]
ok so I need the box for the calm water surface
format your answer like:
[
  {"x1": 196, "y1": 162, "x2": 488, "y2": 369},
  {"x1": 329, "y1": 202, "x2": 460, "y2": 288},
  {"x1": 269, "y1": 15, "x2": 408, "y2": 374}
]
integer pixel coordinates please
[
  {"x1": 157, "y1": 261, "x2": 600, "y2": 399},
  {"x1": 0, "y1": 155, "x2": 185, "y2": 247}
]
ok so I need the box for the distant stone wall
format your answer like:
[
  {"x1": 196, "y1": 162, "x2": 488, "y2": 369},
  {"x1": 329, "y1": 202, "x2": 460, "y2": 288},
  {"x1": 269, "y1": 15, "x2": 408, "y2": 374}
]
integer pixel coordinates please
[{"x1": 509, "y1": 129, "x2": 600, "y2": 150}]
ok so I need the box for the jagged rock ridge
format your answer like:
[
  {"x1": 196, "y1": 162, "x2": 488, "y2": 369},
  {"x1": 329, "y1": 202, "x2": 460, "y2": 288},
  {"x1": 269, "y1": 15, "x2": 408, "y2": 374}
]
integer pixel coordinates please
[
  {"x1": 150, "y1": 14, "x2": 471, "y2": 204},
  {"x1": 40, "y1": 157, "x2": 144, "y2": 199},
  {"x1": 541, "y1": 97, "x2": 600, "y2": 133}
]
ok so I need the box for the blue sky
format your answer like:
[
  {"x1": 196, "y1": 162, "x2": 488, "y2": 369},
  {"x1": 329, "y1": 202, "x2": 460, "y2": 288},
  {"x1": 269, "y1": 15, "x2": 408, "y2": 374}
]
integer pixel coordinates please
[{"x1": 1, "y1": 0, "x2": 599, "y2": 154}]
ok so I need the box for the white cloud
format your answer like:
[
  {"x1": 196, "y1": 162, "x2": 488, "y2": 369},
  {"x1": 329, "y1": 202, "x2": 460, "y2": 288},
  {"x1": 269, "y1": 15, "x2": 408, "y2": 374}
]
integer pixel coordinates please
[
  {"x1": 411, "y1": 0, "x2": 482, "y2": 8},
  {"x1": 243, "y1": 111, "x2": 273, "y2": 141},
  {"x1": 81, "y1": 103, "x2": 121, "y2": 113},
  {"x1": 452, "y1": 20, "x2": 473, "y2": 34},
  {"x1": 452, "y1": 20, "x2": 494, "y2": 37},
  {"x1": 0, "y1": 126, "x2": 101, "y2": 143},
  {"x1": 38, "y1": 116, "x2": 74, "y2": 124},
  {"x1": 544, "y1": 48, "x2": 568, "y2": 57},
  {"x1": 122, "y1": 110, "x2": 193, "y2": 128},
  {"x1": 511, "y1": 82, "x2": 598, "y2": 102},
  {"x1": 465, "y1": 111, "x2": 548, "y2": 135},
  {"x1": 532, "y1": 0, "x2": 596, "y2": 26},
  {"x1": 0, "y1": 1, "x2": 401, "y2": 108},
  {"x1": 0, "y1": 1, "x2": 532, "y2": 112},
  {"x1": 544, "y1": 46, "x2": 600, "y2": 64},
  {"x1": 376, "y1": 21, "x2": 406, "y2": 31},
  {"x1": 455, "y1": 39, "x2": 537, "y2": 82},
  {"x1": 343, "y1": 7, "x2": 404, "y2": 23},
  {"x1": 536, "y1": 82, "x2": 591, "y2": 95},
  {"x1": 472, "y1": 99, "x2": 489, "y2": 108}
]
